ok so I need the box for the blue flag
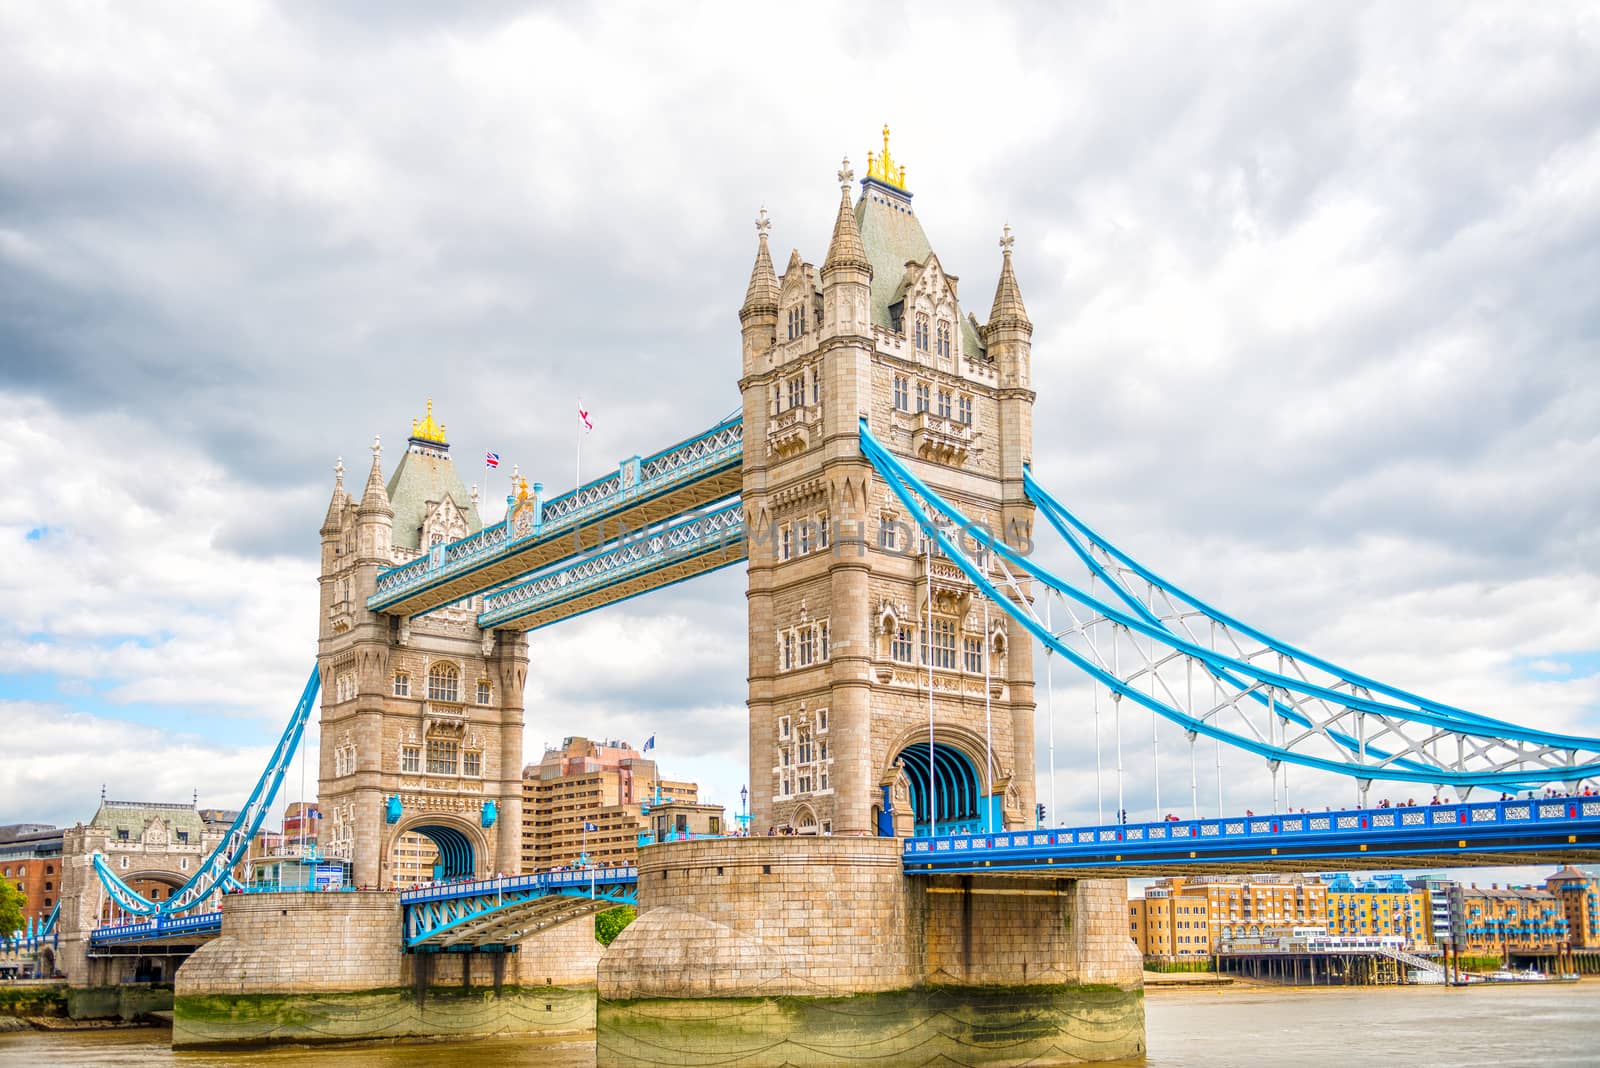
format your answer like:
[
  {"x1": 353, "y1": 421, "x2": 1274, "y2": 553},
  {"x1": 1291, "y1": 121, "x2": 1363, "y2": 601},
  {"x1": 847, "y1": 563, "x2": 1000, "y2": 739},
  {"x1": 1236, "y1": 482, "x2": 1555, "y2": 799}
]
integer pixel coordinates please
[{"x1": 642, "y1": 735, "x2": 655, "y2": 753}]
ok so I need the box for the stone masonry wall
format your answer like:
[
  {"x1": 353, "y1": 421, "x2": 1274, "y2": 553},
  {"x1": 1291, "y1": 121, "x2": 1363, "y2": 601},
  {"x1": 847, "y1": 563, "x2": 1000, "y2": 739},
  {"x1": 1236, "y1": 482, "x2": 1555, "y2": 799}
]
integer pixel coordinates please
[
  {"x1": 599, "y1": 836, "x2": 915, "y2": 998},
  {"x1": 601, "y1": 839, "x2": 1143, "y2": 1000},
  {"x1": 176, "y1": 892, "x2": 404, "y2": 996}
]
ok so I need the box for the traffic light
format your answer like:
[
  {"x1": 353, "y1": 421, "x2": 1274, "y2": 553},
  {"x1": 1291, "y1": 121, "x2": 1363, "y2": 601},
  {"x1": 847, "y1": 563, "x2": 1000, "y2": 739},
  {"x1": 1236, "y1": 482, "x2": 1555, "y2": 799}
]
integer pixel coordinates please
[{"x1": 1035, "y1": 802, "x2": 1047, "y2": 827}]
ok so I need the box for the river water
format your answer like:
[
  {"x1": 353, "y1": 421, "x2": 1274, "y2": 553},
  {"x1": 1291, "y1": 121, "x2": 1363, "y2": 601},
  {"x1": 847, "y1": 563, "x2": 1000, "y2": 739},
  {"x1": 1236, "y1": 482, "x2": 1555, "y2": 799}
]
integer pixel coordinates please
[{"x1": 4, "y1": 984, "x2": 1597, "y2": 1067}]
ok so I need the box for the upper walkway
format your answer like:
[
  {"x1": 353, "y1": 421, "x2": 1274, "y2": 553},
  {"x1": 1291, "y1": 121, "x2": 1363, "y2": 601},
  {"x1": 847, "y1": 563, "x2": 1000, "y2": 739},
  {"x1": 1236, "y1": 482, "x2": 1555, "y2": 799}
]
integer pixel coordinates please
[
  {"x1": 367, "y1": 415, "x2": 743, "y2": 618},
  {"x1": 903, "y1": 796, "x2": 1600, "y2": 878}
]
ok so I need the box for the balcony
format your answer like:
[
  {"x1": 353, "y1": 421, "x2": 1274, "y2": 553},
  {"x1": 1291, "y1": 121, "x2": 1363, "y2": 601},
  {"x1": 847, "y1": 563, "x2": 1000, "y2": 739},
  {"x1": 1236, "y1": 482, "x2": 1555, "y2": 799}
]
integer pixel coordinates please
[
  {"x1": 768, "y1": 404, "x2": 820, "y2": 460},
  {"x1": 910, "y1": 411, "x2": 971, "y2": 465}
]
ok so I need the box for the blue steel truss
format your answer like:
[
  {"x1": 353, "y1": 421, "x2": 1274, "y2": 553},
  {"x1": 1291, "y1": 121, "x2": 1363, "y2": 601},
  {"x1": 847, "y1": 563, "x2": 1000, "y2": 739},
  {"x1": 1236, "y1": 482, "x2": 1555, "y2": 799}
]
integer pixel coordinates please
[
  {"x1": 905, "y1": 797, "x2": 1600, "y2": 877},
  {"x1": 858, "y1": 421, "x2": 1600, "y2": 793},
  {"x1": 89, "y1": 911, "x2": 222, "y2": 949},
  {"x1": 477, "y1": 502, "x2": 745, "y2": 630},
  {"x1": 400, "y1": 868, "x2": 638, "y2": 950},
  {"x1": 91, "y1": 665, "x2": 321, "y2": 917},
  {"x1": 369, "y1": 415, "x2": 744, "y2": 615},
  {"x1": 3, "y1": 901, "x2": 58, "y2": 953}
]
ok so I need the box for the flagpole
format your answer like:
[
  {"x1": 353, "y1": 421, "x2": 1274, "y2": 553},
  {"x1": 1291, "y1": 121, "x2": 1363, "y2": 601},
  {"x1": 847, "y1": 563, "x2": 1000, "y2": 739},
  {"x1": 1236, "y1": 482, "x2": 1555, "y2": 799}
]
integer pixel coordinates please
[{"x1": 575, "y1": 398, "x2": 582, "y2": 493}]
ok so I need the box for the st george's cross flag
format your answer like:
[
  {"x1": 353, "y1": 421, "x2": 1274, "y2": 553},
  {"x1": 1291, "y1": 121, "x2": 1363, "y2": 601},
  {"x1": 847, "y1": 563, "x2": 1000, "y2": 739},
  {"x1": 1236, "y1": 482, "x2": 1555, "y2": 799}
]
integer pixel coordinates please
[{"x1": 578, "y1": 403, "x2": 593, "y2": 432}]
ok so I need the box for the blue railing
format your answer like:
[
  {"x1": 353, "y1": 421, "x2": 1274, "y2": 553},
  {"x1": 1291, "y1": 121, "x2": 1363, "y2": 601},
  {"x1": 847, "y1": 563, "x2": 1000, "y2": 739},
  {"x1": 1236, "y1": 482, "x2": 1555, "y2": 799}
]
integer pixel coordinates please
[
  {"x1": 369, "y1": 415, "x2": 743, "y2": 610},
  {"x1": 477, "y1": 502, "x2": 744, "y2": 628},
  {"x1": 398, "y1": 866, "x2": 638, "y2": 906},
  {"x1": 90, "y1": 911, "x2": 222, "y2": 946},
  {"x1": 904, "y1": 796, "x2": 1600, "y2": 871}
]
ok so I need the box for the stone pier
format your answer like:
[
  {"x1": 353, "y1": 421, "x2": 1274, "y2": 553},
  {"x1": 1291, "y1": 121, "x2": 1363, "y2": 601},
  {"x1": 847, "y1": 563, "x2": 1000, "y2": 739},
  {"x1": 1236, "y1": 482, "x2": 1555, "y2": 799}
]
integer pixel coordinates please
[
  {"x1": 597, "y1": 838, "x2": 1144, "y2": 1067},
  {"x1": 172, "y1": 891, "x2": 601, "y2": 1048}
]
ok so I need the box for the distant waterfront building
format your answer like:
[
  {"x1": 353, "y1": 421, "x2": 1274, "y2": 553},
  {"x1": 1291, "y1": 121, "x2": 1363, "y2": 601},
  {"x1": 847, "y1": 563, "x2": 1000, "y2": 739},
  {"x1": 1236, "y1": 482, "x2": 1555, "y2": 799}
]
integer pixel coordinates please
[
  {"x1": 520, "y1": 737, "x2": 716, "y2": 872},
  {"x1": 282, "y1": 802, "x2": 320, "y2": 851},
  {"x1": 1323, "y1": 873, "x2": 1432, "y2": 946},
  {"x1": 1129, "y1": 874, "x2": 1328, "y2": 959},
  {"x1": 0, "y1": 823, "x2": 63, "y2": 926},
  {"x1": 1545, "y1": 866, "x2": 1600, "y2": 948},
  {"x1": 1449, "y1": 881, "x2": 1568, "y2": 956}
]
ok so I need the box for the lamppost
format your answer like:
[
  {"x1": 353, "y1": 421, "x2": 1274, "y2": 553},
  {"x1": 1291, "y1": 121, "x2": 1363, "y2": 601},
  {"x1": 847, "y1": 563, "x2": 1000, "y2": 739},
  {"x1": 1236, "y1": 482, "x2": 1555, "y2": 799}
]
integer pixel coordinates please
[{"x1": 739, "y1": 785, "x2": 749, "y2": 834}]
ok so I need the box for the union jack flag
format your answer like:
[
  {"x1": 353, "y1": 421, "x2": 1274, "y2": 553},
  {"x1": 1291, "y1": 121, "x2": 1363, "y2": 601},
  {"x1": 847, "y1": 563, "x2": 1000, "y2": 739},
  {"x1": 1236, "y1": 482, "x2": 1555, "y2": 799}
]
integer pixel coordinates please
[{"x1": 484, "y1": 451, "x2": 500, "y2": 468}]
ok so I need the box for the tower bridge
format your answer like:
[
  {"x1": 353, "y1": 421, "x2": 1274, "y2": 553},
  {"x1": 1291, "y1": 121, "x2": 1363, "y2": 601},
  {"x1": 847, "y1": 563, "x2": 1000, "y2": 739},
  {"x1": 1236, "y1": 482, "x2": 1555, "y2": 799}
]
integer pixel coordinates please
[{"x1": 37, "y1": 130, "x2": 1600, "y2": 1064}]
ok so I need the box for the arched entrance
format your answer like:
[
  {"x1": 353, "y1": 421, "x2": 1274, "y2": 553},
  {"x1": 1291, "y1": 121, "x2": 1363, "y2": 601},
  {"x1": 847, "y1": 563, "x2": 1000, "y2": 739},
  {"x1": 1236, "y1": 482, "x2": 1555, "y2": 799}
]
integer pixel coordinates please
[
  {"x1": 895, "y1": 742, "x2": 985, "y2": 836},
  {"x1": 387, "y1": 817, "x2": 483, "y2": 885}
]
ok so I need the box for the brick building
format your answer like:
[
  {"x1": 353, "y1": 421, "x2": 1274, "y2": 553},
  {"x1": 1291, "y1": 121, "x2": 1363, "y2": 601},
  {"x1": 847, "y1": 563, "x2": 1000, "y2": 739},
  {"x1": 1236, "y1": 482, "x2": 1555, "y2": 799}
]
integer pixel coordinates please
[
  {"x1": 520, "y1": 736, "x2": 709, "y2": 872},
  {"x1": 1545, "y1": 866, "x2": 1600, "y2": 949},
  {"x1": 0, "y1": 823, "x2": 63, "y2": 927}
]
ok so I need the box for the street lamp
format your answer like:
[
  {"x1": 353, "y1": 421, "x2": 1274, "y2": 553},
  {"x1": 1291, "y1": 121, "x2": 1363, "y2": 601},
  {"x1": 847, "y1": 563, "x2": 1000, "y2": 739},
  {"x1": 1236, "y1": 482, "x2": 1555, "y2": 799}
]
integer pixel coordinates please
[{"x1": 740, "y1": 785, "x2": 749, "y2": 833}]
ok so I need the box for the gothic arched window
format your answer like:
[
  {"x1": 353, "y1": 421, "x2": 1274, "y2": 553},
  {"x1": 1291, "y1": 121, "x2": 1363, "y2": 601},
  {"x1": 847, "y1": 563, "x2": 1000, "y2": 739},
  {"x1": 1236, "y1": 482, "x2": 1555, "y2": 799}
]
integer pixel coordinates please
[
  {"x1": 936, "y1": 320, "x2": 951, "y2": 358},
  {"x1": 914, "y1": 313, "x2": 930, "y2": 351},
  {"x1": 427, "y1": 662, "x2": 459, "y2": 703}
]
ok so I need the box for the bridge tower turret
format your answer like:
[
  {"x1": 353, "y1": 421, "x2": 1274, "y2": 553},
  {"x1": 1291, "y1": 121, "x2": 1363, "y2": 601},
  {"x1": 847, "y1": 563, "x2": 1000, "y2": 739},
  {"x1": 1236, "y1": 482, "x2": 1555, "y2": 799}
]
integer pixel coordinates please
[
  {"x1": 740, "y1": 131, "x2": 1038, "y2": 839},
  {"x1": 317, "y1": 405, "x2": 527, "y2": 888}
]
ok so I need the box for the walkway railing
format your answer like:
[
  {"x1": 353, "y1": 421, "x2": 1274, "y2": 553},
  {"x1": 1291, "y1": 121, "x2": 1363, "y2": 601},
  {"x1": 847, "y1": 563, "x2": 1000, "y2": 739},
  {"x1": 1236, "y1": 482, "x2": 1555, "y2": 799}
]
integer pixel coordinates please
[
  {"x1": 477, "y1": 502, "x2": 744, "y2": 629},
  {"x1": 904, "y1": 796, "x2": 1600, "y2": 873},
  {"x1": 369, "y1": 416, "x2": 743, "y2": 613},
  {"x1": 90, "y1": 911, "x2": 222, "y2": 947}
]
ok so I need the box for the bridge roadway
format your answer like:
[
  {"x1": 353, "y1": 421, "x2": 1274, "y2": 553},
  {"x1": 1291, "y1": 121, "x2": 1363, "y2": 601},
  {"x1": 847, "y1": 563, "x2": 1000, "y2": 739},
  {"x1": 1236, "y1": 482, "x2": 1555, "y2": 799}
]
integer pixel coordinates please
[
  {"x1": 905, "y1": 796, "x2": 1600, "y2": 877},
  {"x1": 84, "y1": 798, "x2": 1600, "y2": 953},
  {"x1": 367, "y1": 415, "x2": 742, "y2": 619}
]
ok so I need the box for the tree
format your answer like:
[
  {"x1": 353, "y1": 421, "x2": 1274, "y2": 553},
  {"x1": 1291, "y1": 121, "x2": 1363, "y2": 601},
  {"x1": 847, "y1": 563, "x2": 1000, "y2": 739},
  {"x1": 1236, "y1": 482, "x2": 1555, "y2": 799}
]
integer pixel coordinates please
[
  {"x1": 0, "y1": 880, "x2": 24, "y2": 939},
  {"x1": 594, "y1": 905, "x2": 636, "y2": 946}
]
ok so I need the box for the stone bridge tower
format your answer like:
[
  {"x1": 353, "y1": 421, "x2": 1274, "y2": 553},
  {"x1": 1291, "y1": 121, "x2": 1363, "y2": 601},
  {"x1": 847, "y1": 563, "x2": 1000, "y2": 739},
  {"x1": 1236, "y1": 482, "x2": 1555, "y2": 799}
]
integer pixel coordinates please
[
  {"x1": 317, "y1": 404, "x2": 528, "y2": 888},
  {"x1": 739, "y1": 130, "x2": 1038, "y2": 838},
  {"x1": 55, "y1": 800, "x2": 228, "y2": 982}
]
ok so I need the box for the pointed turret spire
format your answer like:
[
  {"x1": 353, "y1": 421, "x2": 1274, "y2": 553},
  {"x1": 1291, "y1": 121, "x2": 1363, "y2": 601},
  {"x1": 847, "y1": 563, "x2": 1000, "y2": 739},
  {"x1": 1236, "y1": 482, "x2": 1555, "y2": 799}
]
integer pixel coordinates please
[
  {"x1": 988, "y1": 224, "x2": 1031, "y2": 331},
  {"x1": 740, "y1": 207, "x2": 780, "y2": 321},
  {"x1": 823, "y1": 157, "x2": 869, "y2": 274},
  {"x1": 358, "y1": 435, "x2": 393, "y2": 518},
  {"x1": 320, "y1": 456, "x2": 348, "y2": 535}
]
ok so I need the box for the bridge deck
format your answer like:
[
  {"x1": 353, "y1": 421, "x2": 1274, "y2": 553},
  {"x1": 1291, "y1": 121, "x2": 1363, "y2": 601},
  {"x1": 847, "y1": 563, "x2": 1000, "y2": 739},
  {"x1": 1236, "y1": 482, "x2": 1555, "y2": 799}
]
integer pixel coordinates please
[
  {"x1": 477, "y1": 503, "x2": 745, "y2": 631},
  {"x1": 904, "y1": 798, "x2": 1600, "y2": 878},
  {"x1": 401, "y1": 868, "x2": 638, "y2": 950},
  {"x1": 369, "y1": 417, "x2": 742, "y2": 618}
]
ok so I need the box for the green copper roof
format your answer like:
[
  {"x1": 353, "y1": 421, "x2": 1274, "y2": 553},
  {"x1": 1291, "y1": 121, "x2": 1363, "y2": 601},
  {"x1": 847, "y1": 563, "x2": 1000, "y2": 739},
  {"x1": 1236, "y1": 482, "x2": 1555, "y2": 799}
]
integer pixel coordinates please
[
  {"x1": 386, "y1": 443, "x2": 483, "y2": 551},
  {"x1": 856, "y1": 180, "x2": 931, "y2": 332},
  {"x1": 855, "y1": 178, "x2": 987, "y2": 360},
  {"x1": 91, "y1": 802, "x2": 205, "y2": 840}
]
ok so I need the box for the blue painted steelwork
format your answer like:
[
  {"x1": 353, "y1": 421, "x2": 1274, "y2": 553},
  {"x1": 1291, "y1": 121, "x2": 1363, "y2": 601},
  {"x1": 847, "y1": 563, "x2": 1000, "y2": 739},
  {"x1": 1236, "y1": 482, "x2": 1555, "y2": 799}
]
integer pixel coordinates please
[
  {"x1": 858, "y1": 422, "x2": 1600, "y2": 790},
  {"x1": 386, "y1": 795, "x2": 403, "y2": 824},
  {"x1": 476, "y1": 501, "x2": 745, "y2": 630},
  {"x1": 897, "y1": 742, "x2": 985, "y2": 836},
  {"x1": 3, "y1": 901, "x2": 58, "y2": 953},
  {"x1": 90, "y1": 911, "x2": 222, "y2": 948},
  {"x1": 1024, "y1": 470, "x2": 1520, "y2": 733},
  {"x1": 904, "y1": 797, "x2": 1600, "y2": 876},
  {"x1": 400, "y1": 867, "x2": 638, "y2": 950},
  {"x1": 481, "y1": 800, "x2": 497, "y2": 828},
  {"x1": 91, "y1": 666, "x2": 322, "y2": 917},
  {"x1": 369, "y1": 416, "x2": 744, "y2": 614},
  {"x1": 411, "y1": 824, "x2": 475, "y2": 880}
]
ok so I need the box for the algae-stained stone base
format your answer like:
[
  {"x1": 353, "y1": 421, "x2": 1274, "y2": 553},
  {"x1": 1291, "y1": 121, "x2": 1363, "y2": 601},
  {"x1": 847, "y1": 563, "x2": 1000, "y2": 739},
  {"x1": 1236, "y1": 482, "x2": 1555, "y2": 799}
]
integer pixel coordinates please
[
  {"x1": 597, "y1": 985, "x2": 1145, "y2": 1067},
  {"x1": 173, "y1": 986, "x2": 594, "y2": 1049}
]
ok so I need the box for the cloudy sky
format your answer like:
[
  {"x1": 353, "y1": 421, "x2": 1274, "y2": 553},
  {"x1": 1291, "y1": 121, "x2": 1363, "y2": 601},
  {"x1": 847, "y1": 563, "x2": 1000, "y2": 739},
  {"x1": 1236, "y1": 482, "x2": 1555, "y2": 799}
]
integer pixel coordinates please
[{"x1": 2, "y1": 1, "x2": 1597, "y2": 892}]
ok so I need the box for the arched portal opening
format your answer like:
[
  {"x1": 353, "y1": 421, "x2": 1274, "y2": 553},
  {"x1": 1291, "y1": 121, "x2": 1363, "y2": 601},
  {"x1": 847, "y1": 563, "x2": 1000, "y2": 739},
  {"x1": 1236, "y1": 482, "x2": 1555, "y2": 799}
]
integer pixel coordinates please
[
  {"x1": 896, "y1": 742, "x2": 985, "y2": 836},
  {"x1": 404, "y1": 823, "x2": 477, "y2": 883}
]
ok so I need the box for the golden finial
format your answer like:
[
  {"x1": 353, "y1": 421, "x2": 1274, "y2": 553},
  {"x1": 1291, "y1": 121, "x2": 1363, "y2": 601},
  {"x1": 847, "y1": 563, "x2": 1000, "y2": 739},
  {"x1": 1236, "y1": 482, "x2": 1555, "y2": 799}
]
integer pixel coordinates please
[
  {"x1": 866, "y1": 124, "x2": 906, "y2": 190},
  {"x1": 410, "y1": 398, "x2": 448, "y2": 445},
  {"x1": 518, "y1": 476, "x2": 530, "y2": 499}
]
